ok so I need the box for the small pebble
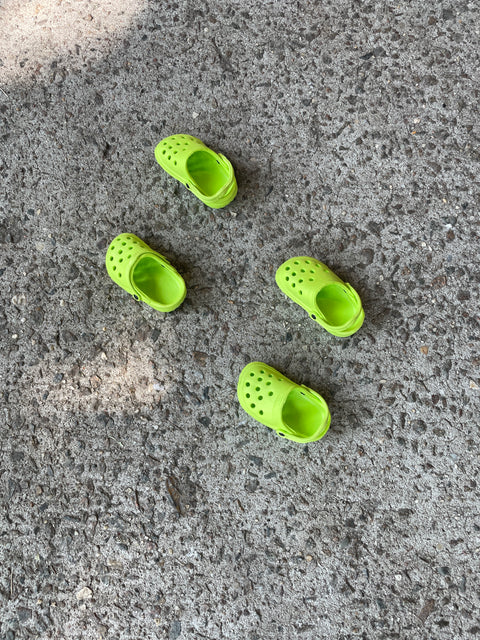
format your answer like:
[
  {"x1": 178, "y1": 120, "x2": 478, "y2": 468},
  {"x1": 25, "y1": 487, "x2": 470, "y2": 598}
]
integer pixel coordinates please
[{"x1": 76, "y1": 586, "x2": 93, "y2": 601}]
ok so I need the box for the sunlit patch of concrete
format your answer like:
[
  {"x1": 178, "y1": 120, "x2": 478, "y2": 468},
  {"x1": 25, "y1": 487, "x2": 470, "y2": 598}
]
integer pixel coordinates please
[
  {"x1": 0, "y1": 0, "x2": 144, "y2": 84},
  {"x1": 25, "y1": 342, "x2": 175, "y2": 417}
]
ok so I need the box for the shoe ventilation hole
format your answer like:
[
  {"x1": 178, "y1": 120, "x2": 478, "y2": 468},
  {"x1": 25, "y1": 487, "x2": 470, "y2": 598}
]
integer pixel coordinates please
[
  {"x1": 112, "y1": 266, "x2": 116, "y2": 271},
  {"x1": 299, "y1": 279, "x2": 303, "y2": 283},
  {"x1": 258, "y1": 395, "x2": 263, "y2": 401},
  {"x1": 260, "y1": 370, "x2": 265, "y2": 374},
  {"x1": 300, "y1": 269, "x2": 305, "y2": 273},
  {"x1": 277, "y1": 378, "x2": 282, "y2": 381},
  {"x1": 176, "y1": 143, "x2": 181, "y2": 146},
  {"x1": 315, "y1": 263, "x2": 321, "y2": 267},
  {"x1": 118, "y1": 249, "x2": 123, "y2": 254},
  {"x1": 168, "y1": 155, "x2": 171, "y2": 160},
  {"x1": 285, "y1": 276, "x2": 289, "y2": 281},
  {"x1": 292, "y1": 283, "x2": 295, "y2": 288},
  {"x1": 122, "y1": 242, "x2": 126, "y2": 246},
  {"x1": 324, "y1": 268, "x2": 329, "y2": 273},
  {"x1": 168, "y1": 145, "x2": 172, "y2": 149},
  {"x1": 246, "y1": 382, "x2": 250, "y2": 387},
  {"x1": 119, "y1": 258, "x2": 123, "y2": 263},
  {"x1": 255, "y1": 386, "x2": 260, "y2": 392},
  {"x1": 310, "y1": 270, "x2": 315, "y2": 273},
  {"x1": 285, "y1": 266, "x2": 290, "y2": 271},
  {"x1": 251, "y1": 403, "x2": 256, "y2": 409},
  {"x1": 259, "y1": 410, "x2": 264, "y2": 416},
  {"x1": 246, "y1": 393, "x2": 250, "y2": 398},
  {"x1": 299, "y1": 290, "x2": 303, "y2": 295},
  {"x1": 268, "y1": 374, "x2": 273, "y2": 378},
  {"x1": 162, "y1": 150, "x2": 166, "y2": 155},
  {"x1": 291, "y1": 272, "x2": 296, "y2": 276},
  {"x1": 257, "y1": 377, "x2": 263, "y2": 382},
  {"x1": 132, "y1": 241, "x2": 137, "y2": 245},
  {"x1": 174, "y1": 161, "x2": 177, "y2": 166},
  {"x1": 309, "y1": 277, "x2": 314, "y2": 282},
  {"x1": 250, "y1": 372, "x2": 255, "y2": 377},
  {"x1": 311, "y1": 314, "x2": 316, "y2": 320},
  {"x1": 294, "y1": 261, "x2": 299, "y2": 265},
  {"x1": 109, "y1": 256, "x2": 113, "y2": 261},
  {"x1": 279, "y1": 432, "x2": 285, "y2": 437},
  {"x1": 268, "y1": 391, "x2": 273, "y2": 396},
  {"x1": 129, "y1": 246, "x2": 133, "y2": 250},
  {"x1": 186, "y1": 183, "x2": 190, "y2": 189},
  {"x1": 305, "y1": 260, "x2": 310, "y2": 264},
  {"x1": 163, "y1": 141, "x2": 167, "y2": 145},
  {"x1": 118, "y1": 273, "x2": 122, "y2": 278},
  {"x1": 266, "y1": 381, "x2": 271, "y2": 386},
  {"x1": 127, "y1": 255, "x2": 131, "y2": 259}
]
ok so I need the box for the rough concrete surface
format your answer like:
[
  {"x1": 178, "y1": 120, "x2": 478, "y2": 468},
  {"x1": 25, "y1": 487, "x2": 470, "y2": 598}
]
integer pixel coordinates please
[{"x1": 0, "y1": 0, "x2": 479, "y2": 638}]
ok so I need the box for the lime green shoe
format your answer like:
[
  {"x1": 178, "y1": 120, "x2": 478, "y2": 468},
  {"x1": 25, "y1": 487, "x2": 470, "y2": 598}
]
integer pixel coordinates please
[
  {"x1": 154, "y1": 134, "x2": 237, "y2": 209},
  {"x1": 275, "y1": 257, "x2": 364, "y2": 337},
  {"x1": 237, "y1": 362, "x2": 331, "y2": 443},
  {"x1": 105, "y1": 234, "x2": 186, "y2": 312}
]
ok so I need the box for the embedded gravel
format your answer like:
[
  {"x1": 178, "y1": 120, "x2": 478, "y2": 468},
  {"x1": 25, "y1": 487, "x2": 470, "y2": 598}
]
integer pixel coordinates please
[{"x1": 1, "y1": 1, "x2": 479, "y2": 638}]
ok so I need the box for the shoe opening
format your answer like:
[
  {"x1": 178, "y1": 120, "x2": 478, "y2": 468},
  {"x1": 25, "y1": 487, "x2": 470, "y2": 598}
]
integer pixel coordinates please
[
  {"x1": 281, "y1": 388, "x2": 327, "y2": 438},
  {"x1": 186, "y1": 150, "x2": 229, "y2": 196},
  {"x1": 316, "y1": 283, "x2": 356, "y2": 327},
  {"x1": 132, "y1": 256, "x2": 182, "y2": 306}
]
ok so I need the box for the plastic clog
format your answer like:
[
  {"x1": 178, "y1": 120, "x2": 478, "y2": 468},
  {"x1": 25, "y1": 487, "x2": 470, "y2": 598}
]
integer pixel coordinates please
[
  {"x1": 237, "y1": 362, "x2": 330, "y2": 443},
  {"x1": 106, "y1": 233, "x2": 186, "y2": 312},
  {"x1": 154, "y1": 134, "x2": 237, "y2": 209},
  {"x1": 275, "y1": 257, "x2": 364, "y2": 337}
]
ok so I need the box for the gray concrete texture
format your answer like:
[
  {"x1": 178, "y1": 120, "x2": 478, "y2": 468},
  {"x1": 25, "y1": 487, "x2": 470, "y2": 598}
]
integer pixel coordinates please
[{"x1": 0, "y1": 0, "x2": 479, "y2": 638}]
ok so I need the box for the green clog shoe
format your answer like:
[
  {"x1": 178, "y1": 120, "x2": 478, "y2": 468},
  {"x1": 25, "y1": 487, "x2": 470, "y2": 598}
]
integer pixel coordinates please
[
  {"x1": 154, "y1": 134, "x2": 237, "y2": 209},
  {"x1": 275, "y1": 257, "x2": 364, "y2": 337},
  {"x1": 105, "y1": 233, "x2": 186, "y2": 312},
  {"x1": 237, "y1": 362, "x2": 331, "y2": 443}
]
